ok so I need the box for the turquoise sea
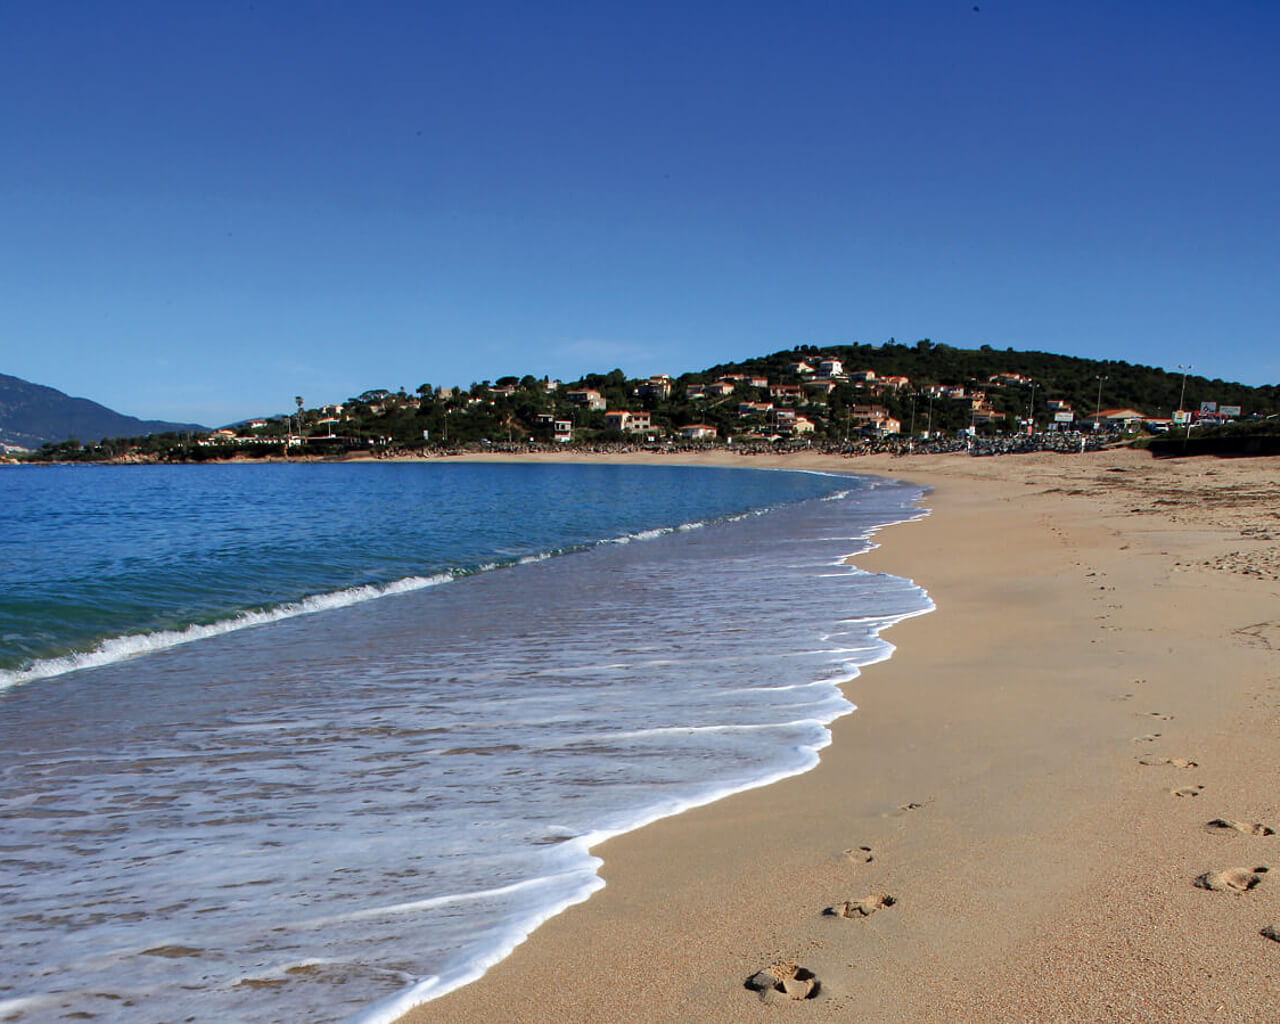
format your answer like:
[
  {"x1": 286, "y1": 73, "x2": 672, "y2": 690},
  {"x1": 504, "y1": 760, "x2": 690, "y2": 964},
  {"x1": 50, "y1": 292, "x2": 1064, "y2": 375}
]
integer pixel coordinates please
[{"x1": 0, "y1": 462, "x2": 930, "y2": 1022}]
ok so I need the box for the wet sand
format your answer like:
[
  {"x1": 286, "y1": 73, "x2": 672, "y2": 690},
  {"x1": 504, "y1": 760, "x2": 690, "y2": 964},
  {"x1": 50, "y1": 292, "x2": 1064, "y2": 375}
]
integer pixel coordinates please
[{"x1": 397, "y1": 447, "x2": 1280, "y2": 1023}]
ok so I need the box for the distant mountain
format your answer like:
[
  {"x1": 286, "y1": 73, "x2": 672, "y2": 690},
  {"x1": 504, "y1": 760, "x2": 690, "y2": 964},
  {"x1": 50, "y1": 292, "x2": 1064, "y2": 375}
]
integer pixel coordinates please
[{"x1": 0, "y1": 373, "x2": 208, "y2": 450}]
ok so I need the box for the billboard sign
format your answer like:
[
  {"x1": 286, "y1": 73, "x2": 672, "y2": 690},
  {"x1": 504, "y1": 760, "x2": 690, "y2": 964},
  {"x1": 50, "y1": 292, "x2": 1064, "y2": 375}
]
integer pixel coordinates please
[
  {"x1": 1053, "y1": 411, "x2": 1074, "y2": 422},
  {"x1": 1200, "y1": 401, "x2": 1218, "y2": 415},
  {"x1": 1219, "y1": 405, "x2": 1242, "y2": 418},
  {"x1": 1172, "y1": 409, "x2": 1190, "y2": 424}
]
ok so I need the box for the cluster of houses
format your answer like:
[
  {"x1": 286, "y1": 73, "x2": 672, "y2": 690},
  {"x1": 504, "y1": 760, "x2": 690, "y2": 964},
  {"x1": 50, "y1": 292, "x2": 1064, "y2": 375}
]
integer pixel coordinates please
[
  {"x1": 542, "y1": 359, "x2": 917, "y2": 442},
  {"x1": 193, "y1": 359, "x2": 1241, "y2": 450}
]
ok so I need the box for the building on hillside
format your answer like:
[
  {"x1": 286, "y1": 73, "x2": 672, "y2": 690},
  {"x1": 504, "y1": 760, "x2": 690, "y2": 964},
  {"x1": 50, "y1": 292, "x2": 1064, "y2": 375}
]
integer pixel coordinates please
[
  {"x1": 565, "y1": 389, "x2": 606, "y2": 411},
  {"x1": 689, "y1": 381, "x2": 733, "y2": 398},
  {"x1": 770, "y1": 384, "x2": 803, "y2": 403},
  {"x1": 989, "y1": 372, "x2": 1031, "y2": 386},
  {"x1": 554, "y1": 420, "x2": 573, "y2": 442},
  {"x1": 849, "y1": 405, "x2": 901, "y2": 434},
  {"x1": 922, "y1": 384, "x2": 969, "y2": 400},
  {"x1": 788, "y1": 360, "x2": 815, "y2": 376},
  {"x1": 849, "y1": 405, "x2": 897, "y2": 431},
  {"x1": 772, "y1": 413, "x2": 814, "y2": 436},
  {"x1": 636, "y1": 375, "x2": 672, "y2": 400},
  {"x1": 849, "y1": 369, "x2": 877, "y2": 384},
  {"x1": 738, "y1": 401, "x2": 774, "y2": 416},
  {"x1": 803, "y1": 378, "x2": 837, "y2": 396},
  {"x1": 603, "y1": 410, "x2": 653, "y2": 433},
  {"x1": 878, "y1": 375, "x2": 911, "y2": 391},
  {"x1": 679, "y1": 423, "x2": 718, "y2": 440},
  {"x1": 817, "y1": 358, "x2": 844, "y2": 377},
  {"x1": 747, "y1": 375, "x2": 770, "y2": 388}
]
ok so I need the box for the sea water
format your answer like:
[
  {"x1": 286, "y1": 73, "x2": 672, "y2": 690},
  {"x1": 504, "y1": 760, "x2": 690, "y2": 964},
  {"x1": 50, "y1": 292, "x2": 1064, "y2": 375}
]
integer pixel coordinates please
[{"x1": 0, "y1": 462, "x2": 931, "y2": 1023}]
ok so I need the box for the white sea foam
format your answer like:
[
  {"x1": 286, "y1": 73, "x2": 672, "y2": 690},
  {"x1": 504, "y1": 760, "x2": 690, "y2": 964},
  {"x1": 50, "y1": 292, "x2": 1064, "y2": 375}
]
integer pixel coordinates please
[
  {"x1": 346, "y1": 713, "x2": 852, "y2": 1024},
  {"x1": 345, "y1": 523, "x2": 933, "y2": 1024},
  {"x1": 3, "y1": 472, "x2": 933, "y2": 1024},
  {"x1": 0, "y1": 572, "x2": 457, "y2": 691},
  {"x1": 0, "y1": 508, "x2": 749, "y2": 692}
]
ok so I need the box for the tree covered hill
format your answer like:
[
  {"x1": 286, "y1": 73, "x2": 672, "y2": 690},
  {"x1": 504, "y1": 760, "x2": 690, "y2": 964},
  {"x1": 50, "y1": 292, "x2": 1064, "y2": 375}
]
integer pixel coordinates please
[
  {"x1": 701, "y1": 341, "x2": 1277, "y2": 423},
  {"x1": 0, "y1": 373, "x2": 208, "y2": 450},
  {"x1": 12, "y1": 340, "x2": 1278, "y2": 461},
  {"x1": 302, "y1": 341, "x2": 1276, "y2": 450}
]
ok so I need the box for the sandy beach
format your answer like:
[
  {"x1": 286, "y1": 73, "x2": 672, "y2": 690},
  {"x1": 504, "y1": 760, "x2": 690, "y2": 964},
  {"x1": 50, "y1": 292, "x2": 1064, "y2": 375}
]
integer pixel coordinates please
[{"x1": 396, "y1": 447, "x2": 1280, "y2": 1023}]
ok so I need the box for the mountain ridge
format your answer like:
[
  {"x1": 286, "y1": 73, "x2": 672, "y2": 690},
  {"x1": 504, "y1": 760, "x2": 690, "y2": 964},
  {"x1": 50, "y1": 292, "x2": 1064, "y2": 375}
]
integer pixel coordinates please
[{"x1": 0, "y1": 373, "x2": 208, "y2": 450}]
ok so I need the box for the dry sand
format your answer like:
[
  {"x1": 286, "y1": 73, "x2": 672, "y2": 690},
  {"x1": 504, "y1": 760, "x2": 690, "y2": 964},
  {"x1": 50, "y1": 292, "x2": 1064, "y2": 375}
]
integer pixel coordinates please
[{"x1": 397, "y1": 447, "x2": 1280, "y2": 1023}]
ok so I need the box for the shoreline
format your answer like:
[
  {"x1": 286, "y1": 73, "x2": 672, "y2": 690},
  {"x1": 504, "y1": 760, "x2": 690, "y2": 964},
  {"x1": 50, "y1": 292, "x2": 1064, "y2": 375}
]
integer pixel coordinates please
[
  {"x1": 393, "y1": 448, "x2": 1280, "y2": 1023},
  {"x1": 352, "y1": 473, "x2": 932, "y2": 1022}
]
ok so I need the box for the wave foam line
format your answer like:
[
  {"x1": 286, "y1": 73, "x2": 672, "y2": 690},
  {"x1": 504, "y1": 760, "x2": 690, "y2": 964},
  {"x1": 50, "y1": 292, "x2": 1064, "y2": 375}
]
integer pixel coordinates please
[
  {"x1": 0, "y1": 573, "x2": 456, "y2": 691},
  {"x1": 1, "y1": 508, "x2": 786, "y2": 693},
  {"x1": 346, "y1": 741, "x2": 841, "y2": 1024},
  {"x1": 350, "y1": 477, "x2": 934, "y2": 1023},
  {"x1": 354, "y1": 508, "x2": 931, "y2": 1024}
]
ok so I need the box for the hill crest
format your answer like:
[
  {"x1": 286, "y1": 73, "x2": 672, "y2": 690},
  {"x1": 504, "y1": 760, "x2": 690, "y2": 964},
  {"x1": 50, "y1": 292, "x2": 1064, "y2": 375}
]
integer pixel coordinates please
[{"x1": 0, "y1": 374, "x2": 208, "y2": 450}]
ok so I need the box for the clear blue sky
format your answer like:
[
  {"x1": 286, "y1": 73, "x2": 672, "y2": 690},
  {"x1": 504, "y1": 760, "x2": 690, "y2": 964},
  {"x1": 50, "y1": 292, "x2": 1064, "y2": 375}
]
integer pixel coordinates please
[{"x1": 3, "y1": 1, "x2": 1277, "y2": 426}]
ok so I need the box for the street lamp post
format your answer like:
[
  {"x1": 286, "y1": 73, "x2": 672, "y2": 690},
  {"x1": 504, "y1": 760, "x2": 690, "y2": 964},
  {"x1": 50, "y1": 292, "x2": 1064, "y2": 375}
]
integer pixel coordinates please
[
  {"x1": 1027, "y1": 381, "x2": 1038, "y2": 435},
  {"x1": 1177, "y1": 363, "x2": 1193, "y2": 451},
  {"x1": 1093, "y1": 375, "x2": 1108, "y2": 432}
]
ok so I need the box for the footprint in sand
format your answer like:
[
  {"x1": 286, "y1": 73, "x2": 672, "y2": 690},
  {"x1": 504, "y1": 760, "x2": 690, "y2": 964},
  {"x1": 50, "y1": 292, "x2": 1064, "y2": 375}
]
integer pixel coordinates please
[
  {"x1": 1171, "y1": 785, "x2": 1205, "y2": 798},
  {"x1": 745, "y1": 962, "x2": 820, "y2": 1000},
  {"x1": 1194, "y1": 866, "x2": 1268, "y2": 892},
  {"x1": 896, "y1": 800, "x2": 929, "y2": 813},
  {"x1": 1206, "y1": 819, "x2": 1276, "y2": 837},
  {"x1": 1139, "y1": 711, "x2": 1174, "y2": 721},
  {"x1": 1262, "y1": 925, "x2": 1280, "y2": 943},
  {"x1": 1139, "y1": 756, "x2": 1198, "y2": 768},
  {"x1": 825, "y1": 893, "x2": 895, "y2": 919},
  {"x1": 1133, "y1": 733, "x2": 1162, "y2": 743},
  {"x1": 842, "y1": 845, "x2": 874, "y2": 864}
]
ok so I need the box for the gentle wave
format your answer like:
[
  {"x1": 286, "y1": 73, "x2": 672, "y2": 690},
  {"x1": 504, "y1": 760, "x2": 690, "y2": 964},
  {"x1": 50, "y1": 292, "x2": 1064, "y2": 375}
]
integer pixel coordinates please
[
  {"x1": 0, "y1": 574, "x2": 454, "y2": 690},
  {"x1": 351, "y1": 593, "x2": 934, "y2": 1024},
  {"x1": 348, "y1": 872, "x2": 606, "y2": 1023},
  {"x1": 0, "y1": 509, "x2": 765, "y2": 691},
  {"x1": 3, "y1": 468, "x2": 930, "y2": 1024}
]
